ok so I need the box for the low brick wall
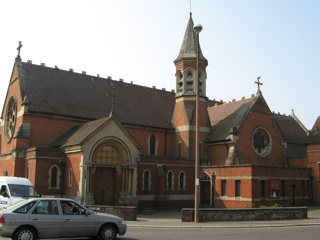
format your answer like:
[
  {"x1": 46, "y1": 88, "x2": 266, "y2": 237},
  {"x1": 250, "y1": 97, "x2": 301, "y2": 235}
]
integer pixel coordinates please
[
  {"x1": 87, "y1": 205, "x2": 137, "y2": 221},
  {"x1": 182, "y1": 207, "x2": 308, "y2": 222}
]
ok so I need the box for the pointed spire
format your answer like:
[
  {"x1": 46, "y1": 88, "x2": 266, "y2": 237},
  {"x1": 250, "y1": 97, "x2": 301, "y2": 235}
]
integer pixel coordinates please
[{"x1": 174, "y1": 13, "x2": 207, "y2": 63}]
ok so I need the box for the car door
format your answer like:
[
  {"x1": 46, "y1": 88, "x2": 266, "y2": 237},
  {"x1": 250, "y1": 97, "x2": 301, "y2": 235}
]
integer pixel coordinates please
[
  {"x1": 29, "y1": 200, "x2": 62, "y2": 238},
  {"x1": 59, "y1": 200, "x2": 96, "y2": 237}
]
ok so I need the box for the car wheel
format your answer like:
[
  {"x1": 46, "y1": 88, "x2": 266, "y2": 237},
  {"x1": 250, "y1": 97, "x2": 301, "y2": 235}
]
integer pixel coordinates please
[
  {"x1": 13, "y1": 227, "x2": 37, "y2": 240},
  {"x1": 98, "y1": 224, "x2": 117, "y2": 240}
]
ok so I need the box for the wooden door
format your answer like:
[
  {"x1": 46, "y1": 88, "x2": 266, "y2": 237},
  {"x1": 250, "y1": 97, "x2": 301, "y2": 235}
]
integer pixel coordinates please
[
  {"x1": 200, "y1": 180, "x2": 211, "y2": 206},
  {"x1": 93, "y1": 168, "x2": 115, "y2": 205}
]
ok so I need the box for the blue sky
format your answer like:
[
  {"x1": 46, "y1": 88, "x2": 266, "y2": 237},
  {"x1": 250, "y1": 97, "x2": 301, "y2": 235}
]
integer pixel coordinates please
[{"x1": 1, "y1": 0, "x2": 319, "y2": 129}]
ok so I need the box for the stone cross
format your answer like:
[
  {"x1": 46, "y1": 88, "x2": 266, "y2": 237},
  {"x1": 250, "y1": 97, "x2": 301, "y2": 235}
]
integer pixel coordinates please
[
  {"x1": 254, "y1": 76, "x2": 263, "y2": 94},
  {"x1": 17, "y1": 41, "x2": 22, "y2": 57}
]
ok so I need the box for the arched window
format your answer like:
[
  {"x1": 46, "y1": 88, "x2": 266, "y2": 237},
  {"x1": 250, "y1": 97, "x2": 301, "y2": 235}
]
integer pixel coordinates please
[
  {"x1": 68, "y1": 168, "x2": 73, "y2": 187},
  {"x1": 142, "y1": 170, "x2": 151, "y2": 190},
  {"x1": 49, "y1": 165, "x2": 60, "y2": 189},
  {"x1": 179, "y1": 171, "x2": 186, "y2": 190},
  {"x1": 166, "y1": 171, "x2": 174, "y2": 190},
  {"x1": 3, "y1": 170, "x2": 8, "y2": 176},
  {"x1": 149, "y1": 134, "x2": 158, "y2": 156}
]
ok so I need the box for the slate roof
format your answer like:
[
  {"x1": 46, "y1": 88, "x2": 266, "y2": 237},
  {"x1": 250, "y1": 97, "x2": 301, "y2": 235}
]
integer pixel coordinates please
[
  {"x1": 273, "y1": 113, "x2": 308, "y2": 158},
  {"x1": 17, "y1": 61, "x2": 175, "y2": 129},
  {"x1": 308, "y1": 116, "x2": 320, "y2": 143},
  {"x1": 273, "y1": 113, "x2": 308, "y2": 144},
  {"x1": 207, "y1": 96, "x2": 257, "y2": 142}
]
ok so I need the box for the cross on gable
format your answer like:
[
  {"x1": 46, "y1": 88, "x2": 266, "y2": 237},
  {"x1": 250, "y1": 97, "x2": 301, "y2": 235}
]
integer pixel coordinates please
[
  {"x1": 254, "y1": 76, "x2": 263, "y2": 94},
  {"x1": 16, "y1": 41, "x2": 23, "y2": 60}
]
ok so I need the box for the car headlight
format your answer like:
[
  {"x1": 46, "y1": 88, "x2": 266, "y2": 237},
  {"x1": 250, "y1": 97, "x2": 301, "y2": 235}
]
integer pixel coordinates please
[{"x1": 120, "y1": 220, "x2": 126, "y2": 225}]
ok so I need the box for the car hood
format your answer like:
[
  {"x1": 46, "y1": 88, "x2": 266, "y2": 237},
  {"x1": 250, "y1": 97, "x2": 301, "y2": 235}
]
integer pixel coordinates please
[{"x1": 93, "y1": 212, "x2": 124, "y2": 222}]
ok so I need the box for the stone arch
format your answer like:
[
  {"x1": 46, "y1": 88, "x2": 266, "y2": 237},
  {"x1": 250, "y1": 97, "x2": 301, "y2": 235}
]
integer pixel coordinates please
[
  {"x1": 49, "y1": 165, "x2": 61, "y2": 189},
  {"x1": 88, "y1": 137, "x2": 135, "y2": 205},
  {"x1": 91, "y1": 138, "x2": 130, "y2": 166}
]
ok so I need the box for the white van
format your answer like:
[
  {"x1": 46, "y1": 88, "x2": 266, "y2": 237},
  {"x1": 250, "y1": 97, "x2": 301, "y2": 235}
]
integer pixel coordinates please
[{"x1": 0, "y1": 177, "x2": 36, "y2": 208}]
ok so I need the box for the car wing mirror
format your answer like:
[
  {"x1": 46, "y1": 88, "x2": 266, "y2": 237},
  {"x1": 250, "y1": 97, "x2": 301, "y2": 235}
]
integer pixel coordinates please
[{"x1": 85, "y1": 210, "x2": 91, "y2": 216}]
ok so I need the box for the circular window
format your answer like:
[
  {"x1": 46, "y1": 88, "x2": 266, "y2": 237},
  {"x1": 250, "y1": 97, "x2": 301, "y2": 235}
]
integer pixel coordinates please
[
  {"x1": 4, "y1": 96, "x2": 17, "y2": 142},
  {"x1": 252, "y1": 128, "x2": 272, "y2": 157}
]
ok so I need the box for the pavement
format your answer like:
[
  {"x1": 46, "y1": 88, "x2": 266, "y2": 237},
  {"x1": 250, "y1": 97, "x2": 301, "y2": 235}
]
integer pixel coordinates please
[{"x1": 126, "y1": 206, "x2": 320, "y2": 228}]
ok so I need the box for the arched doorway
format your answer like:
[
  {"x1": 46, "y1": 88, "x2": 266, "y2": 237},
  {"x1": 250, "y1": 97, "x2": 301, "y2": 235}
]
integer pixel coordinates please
[
  {"x1": 200, "y1": 173, "x2": 211, "y2": 207},
  {"x1": 90, "y1": 140, "x2": 133, "y2": 205}
]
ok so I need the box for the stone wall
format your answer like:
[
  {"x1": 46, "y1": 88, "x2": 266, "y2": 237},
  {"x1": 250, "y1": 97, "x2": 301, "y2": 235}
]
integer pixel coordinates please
[
  {"x1": 182, "y1": 207, "x2": 308, "y2": 222},
  {"x1": 87, "y1": 205, "x2": 137, "y2": 221}
]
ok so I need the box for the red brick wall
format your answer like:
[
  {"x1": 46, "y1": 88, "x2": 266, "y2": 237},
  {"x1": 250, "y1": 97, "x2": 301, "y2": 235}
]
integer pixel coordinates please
[
  {"x1": 136, "y1": 156, "x2": 195, "y2": 209},
  {"x1": 202, "y1": 165, "x2": 311, "y2": 208},
  {"x1": 21, "y1": 115, "x2": 85, "y2": 147},
  {"x1": 64, "y1": 154, "x2": 81, "y2": 196},
  {"x1": 238, "y1": 116, "x2": 285, "y2": 166},
  {"x1": 125, "y1": 127, "x2": 173, "y2": 157},
  {"x1": 307, "y1": 142, "x2": 320, "y2": 203}
]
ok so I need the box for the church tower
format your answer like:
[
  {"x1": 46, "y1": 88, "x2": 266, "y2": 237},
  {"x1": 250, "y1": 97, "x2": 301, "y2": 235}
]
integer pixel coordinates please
[{"x1": 172, "y1": 13, "x2": 211, "y2": 160}]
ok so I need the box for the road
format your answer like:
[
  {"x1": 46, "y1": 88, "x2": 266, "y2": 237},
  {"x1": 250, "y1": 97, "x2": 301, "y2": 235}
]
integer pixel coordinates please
[
  {"x1": 119, "y1": 225, "x2": 320, "y2": 240},
  {"x1": 0, "y1": 225, "x2": 318, "y2": 240}
]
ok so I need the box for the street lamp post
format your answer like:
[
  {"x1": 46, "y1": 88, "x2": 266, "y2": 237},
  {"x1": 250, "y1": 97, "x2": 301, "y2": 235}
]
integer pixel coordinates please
[{"x1": 193, "y1": 23, "x2": 202, "y2": 223}]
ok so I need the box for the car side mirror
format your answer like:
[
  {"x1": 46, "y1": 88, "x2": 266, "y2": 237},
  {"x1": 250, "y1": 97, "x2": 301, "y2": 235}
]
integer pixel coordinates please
[
  {"x1": 85, "y1": 210, "x2": 93, "y2": 216},
  {"x1": 2, "y1": 192, "x2": 9, "y2": 198}
]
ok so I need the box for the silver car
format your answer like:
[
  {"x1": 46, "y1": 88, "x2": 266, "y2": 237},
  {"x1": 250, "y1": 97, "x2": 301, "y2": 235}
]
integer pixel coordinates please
[{"x1": 0, "y1": 197, "x2": 127, "y2": 240}]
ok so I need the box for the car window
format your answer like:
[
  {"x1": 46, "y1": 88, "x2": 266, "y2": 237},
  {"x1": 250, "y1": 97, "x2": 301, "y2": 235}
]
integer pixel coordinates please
[
  {"x1": 32, "y1": 200, "x2": 59, "y2": 215},
  {"x1": 60, "y1": 200, "x2": 86, "y2": 215},
  {"x1": 13, "y1": 201, "x2": 36, "y2": 214}
]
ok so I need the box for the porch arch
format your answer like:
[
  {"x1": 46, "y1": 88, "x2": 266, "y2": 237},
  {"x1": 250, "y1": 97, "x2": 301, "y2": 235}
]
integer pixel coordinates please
[{"x1": 88, "y1": 138, "x2": 135, "y2": 205}]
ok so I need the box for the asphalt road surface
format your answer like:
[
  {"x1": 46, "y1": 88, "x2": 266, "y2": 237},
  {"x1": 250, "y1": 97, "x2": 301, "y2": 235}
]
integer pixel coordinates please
[
  {"x1": 0, "y1": 225, "x2": 318, "y2": 240},
  {"x1": 121, "y1": 225, "x2": 320, "y2": 240}
]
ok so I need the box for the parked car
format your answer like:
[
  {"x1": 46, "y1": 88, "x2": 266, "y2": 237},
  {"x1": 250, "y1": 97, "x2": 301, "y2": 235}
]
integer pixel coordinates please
[{"x1": 0, "y1": 197, "x2": 127, "y2": 240}]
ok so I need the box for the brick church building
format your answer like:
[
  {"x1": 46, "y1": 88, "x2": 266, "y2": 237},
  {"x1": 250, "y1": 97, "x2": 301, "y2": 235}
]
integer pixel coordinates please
[{"x1": 0, "y1": 14, "x2": 317, "y2": 209}]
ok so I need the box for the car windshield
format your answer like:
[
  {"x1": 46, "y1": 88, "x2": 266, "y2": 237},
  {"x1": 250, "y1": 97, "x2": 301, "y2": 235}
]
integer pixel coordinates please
[{"x1": 8, "y1": 184, "x2": 36, "y2": 197}]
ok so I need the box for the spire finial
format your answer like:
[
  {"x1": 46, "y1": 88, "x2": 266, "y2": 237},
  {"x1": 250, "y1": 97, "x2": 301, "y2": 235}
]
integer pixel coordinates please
[
  {"x1": 16, "y1": 41, "x2": 23, "y2": 60},
  {"x1": 189, "y1": 0, "x2": 192, "y2": 15},
  {"x1": 254, "y1": 76, "x2": 263, "y2": 95}
]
